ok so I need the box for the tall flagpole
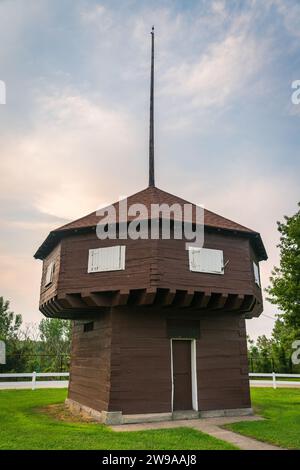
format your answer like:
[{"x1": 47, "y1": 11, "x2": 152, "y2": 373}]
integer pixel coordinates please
[{"x1": 149, "y1": 26, "x2": 155, "y2": 187}]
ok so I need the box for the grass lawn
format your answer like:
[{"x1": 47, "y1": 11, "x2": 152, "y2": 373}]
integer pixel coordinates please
[
  {"x1": 0, "y1": 389, "x2": 235, "y2": 450},
  {"x1": 225, "y1": 388, "x2": 300, "y2": 450}
]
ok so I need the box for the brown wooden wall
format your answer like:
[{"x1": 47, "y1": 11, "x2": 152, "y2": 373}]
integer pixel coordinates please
[
  {"x1": 40, "y1": 243, "x2": 61, "y2": 305},
  {"x1": 108, "y1": 308, "x2": 250, "y2": 414},
  {"x1": 109, "y1": 307, "x2": 172, "y2": 414},
  {"x1": 58, "y1": 234, "x2": 158, "y2": 293},
  {"x1": 196, "y1": 313, "x2": 250, "y2": 410},
  {"x1": 68, "y1": 311, "x2": 112, "y2": 412},
  {"x1": 67, "y1": 306, "x2": 251, "y2": 415},
  {"x1": 157, "y1": 232, "x2": 256, "y2": 295},
  {"x1": 39, "y1": 229, "x2": 261, "y2": 304}
]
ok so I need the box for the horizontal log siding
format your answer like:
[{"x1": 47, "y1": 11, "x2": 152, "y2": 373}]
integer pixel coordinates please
[
  {"x1": 58, "y1": 234, "x2": 159, "y2": 294},
  {"x1": 109, "y1": 307, "x2": 172, "y2": 414},
  {"x1": 157, "y1": 231, "x2": 254, "y2": 294},
  {"x1": 44, "y1": 230, "x2": 260, "y2": 304},
  {"x1": 107, "y1": 307, "x2": 250, "y2": 414},
  {"x1": 196, "y1": 313, "x2": 251, "y2": 410},
  {"x1": 40, "y1": 243, "x2": 61, "y2": 305},
  {"x1": 68, "y1": 312, "x2": 112, "y2": 412}
]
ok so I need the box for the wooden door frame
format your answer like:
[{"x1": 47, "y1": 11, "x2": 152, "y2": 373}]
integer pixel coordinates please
[{"x1": 170, "y1": 338, "x2": 198, "y2": 412}]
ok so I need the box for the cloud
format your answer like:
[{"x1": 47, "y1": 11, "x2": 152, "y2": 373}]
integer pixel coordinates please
[
  {"x1": 0, "y1": 87, "x2": 141, "y2": 221},
  {"x1": 273, "y1": 0, "x2": 300, "y2": 38},
  {"x1": 161, "y1": 32, "x2": 267, "y2": 109},
  {"x1": 0, "y1": 0, "x2": 299, "y2": 339},
  {"x1": 0, "y1": 252, "x2": 41, "y2": 323},
  {"x1": 79, "y1": 3, "x2": 113, "y2": 35}
]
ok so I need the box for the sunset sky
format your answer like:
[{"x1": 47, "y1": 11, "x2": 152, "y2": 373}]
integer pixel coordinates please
[{"x1": 0, "y1": 0, "x2": 299, "y2": 339}]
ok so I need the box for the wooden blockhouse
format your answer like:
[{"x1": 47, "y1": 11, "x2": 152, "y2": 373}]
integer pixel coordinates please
[{"x1": 34, "y1": 29, "x2": 267, "y2": 424}]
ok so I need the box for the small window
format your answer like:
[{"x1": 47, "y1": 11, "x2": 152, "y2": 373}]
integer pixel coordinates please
[
  {"x1": 83, "y1": 322, "x2": 94, "y2": 333},
  {"x1": 189, "y1": 247, "x2": 224, "y2": 274},
  {"x1": 88, "y1": 246, "x2": 125, "y2": 273},
  {"x1": 253, "y1": 261, "x2": 260, "y2": 286},
  {"x1": 45, "y1": 261, "x2": 55, "y2": 287}
]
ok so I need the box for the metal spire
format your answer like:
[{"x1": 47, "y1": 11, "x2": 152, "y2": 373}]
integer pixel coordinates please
[{"x1": 149, "y1": 26, "x2": 155, "y2": 187}]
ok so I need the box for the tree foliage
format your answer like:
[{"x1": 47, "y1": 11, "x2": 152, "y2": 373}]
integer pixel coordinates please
[
  {"x1": 266, "y1": 203, "x2": 300, "y2": 329},
  {"x1": 39, "y1": 318, "x2": 71, "y2": 371},
  {"x1": 248, "y1": 316, "x2": 299, "y2": 373},
  {"x1": 0, "y1": 296, "x2": 71, "y2": 372},
  {"x1": 0, "y1": 296, "x2": 22, "y2": 340}
]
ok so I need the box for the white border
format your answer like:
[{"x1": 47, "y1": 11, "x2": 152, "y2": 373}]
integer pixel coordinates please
[{"x1": 170, "y1": 338, "x2": 198, "y2": 412}]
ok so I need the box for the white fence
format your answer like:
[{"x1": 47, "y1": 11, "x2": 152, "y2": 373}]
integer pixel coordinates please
[
  {"x1": 0, "y1": 372, "x2": 69, "y2": 390},
  {"x1": 0, "y1": 372, "x2": 299, "y2": 390},
  {"x1": 249, "y1": 372, "x2": 300, "y2": 389}
]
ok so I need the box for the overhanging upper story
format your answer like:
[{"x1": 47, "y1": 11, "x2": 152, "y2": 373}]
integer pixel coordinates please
[{"x1": 34, "y1": 187, "x2": 267, "y2": 320}]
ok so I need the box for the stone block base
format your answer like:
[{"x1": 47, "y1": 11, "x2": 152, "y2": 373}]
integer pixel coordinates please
[
  {"x1": 200, "y1": 407, "x2": 253, "y2": 418},
  {"x1": 65, "y1": 399, "x2": 253, "y2": 425}
]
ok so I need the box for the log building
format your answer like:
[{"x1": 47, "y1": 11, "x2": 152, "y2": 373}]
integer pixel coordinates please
[{"x1": 34, "y1": 28, "x2": 267, "y2": 424}]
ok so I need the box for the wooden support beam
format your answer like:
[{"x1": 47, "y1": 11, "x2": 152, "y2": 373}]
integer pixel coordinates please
[
  {"x1": 179, "y1": 290, "x2": 195, "y2": 308},
  {"x1": 240, "y1": 295, "x2": 255, "y2": 312},
  {"x1": 171, "y1": 290, "x2": 186, "y2": 307},
  {"x1": 225, "y1": 294, "x2": 244, "y2": 311},
  {"x1": 42, "y1": 302, "x2": 54, "y2": 317},
  {"x1": 251, "y1": 299, "x2": 263, "y2": 317},
  {"x1": 52, "y1": 298, "x2": 64, "y2": 313},
  {"x1": 56, "y1": 295, "x2": 72, "y2": 309},
  {"x1": 39, "y1": 304, "x2": 48, "y2": 317},
  {"x1": 195, "y1": 291, "x2": 211, "y2": 309},
  {"x1": 112, "y1": 290, "x2": 130, "y2": 306},
  {"x1": 49, "y1": 299, "x2": 61, "y2": 314},
  {"x1": 210, "y1": 293, "x2": 228, "y2": 310},
  {"x1": 159, "y1": 289, "x2": 176, "y2": 306},
  {"x1": 81, "y1": 291, "x2": 112, "y2": 307},
  {"x1": 58, "y1": 294, "x2": 86, "y2": 309},
  {"x1": 190, "y1": 292, "x2": 203, "y2": 308},
  {"x1": 136, "y1": 288, "x2": 157, "y2": 306}
]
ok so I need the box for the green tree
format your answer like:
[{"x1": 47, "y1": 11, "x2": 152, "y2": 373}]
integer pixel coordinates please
[
  {"x1": 39, "y1": 318, "x2": 71, "y2": 371},
  {"x1": 0, "y1": 296, "x2": 31, "y2": 372},
  {"x1": 266, "y1": 203, "x2": 300, "y2": 329},
  {"x1": 271, "y1": 317, "x2": 299, "y2": 373},
  {"x1": 0, "y1": 296, "x2": 22, "y2": 341}
]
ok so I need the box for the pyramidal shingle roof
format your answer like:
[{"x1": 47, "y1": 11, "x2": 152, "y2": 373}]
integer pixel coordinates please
[
  {"x1": 57, "y1": 186, "x2": 253, "y2": 232},
  {"x1": 34, "y1": 186, "x2": 267, "y2": 260}
]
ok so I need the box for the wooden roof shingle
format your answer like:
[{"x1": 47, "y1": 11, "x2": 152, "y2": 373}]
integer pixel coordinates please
[{"x1": 34, "y1": 186, "x2": 267, "y2": 260}]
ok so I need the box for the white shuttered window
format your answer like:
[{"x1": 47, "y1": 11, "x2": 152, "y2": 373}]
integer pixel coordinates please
[
  {"x1": 189, "y1": 247, "x2": 224, "y2": 274},
  {"x1": 45, "y1": 261, "x2": 55, "y2": 286},
  {"x1": 88, "y1": 246, "x2": 126, "y2": 273},
  {"x1": 253, "y1": 261, "x2": 260, "y2": 286}
]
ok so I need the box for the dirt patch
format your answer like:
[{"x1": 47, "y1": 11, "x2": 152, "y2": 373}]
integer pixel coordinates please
[{"x1": 36, "y1": 404, "x2": 98, "y2": 423}]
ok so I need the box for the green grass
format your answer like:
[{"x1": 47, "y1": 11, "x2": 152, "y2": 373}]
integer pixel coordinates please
[
  {"x1": 0, "y1": 389, "x2": 235, "y2": 450},
  {"x1": 225, "y1": 388, "x2": 300, "y2": 449}
]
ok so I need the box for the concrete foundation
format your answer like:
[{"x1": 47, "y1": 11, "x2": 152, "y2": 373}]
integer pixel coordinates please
[{"x1": 65, "y1": 398, "x2": 253, "y2": 425}]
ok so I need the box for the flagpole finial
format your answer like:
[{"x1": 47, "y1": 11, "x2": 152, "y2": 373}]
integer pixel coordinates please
[{"x1": 149, "y1": 25, "x2": 155, "y2": 187}]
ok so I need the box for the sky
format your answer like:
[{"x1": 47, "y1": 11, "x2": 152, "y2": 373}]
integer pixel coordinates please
[{"x1": 0, "y1": 0, "x2": 299, "y2": 340}]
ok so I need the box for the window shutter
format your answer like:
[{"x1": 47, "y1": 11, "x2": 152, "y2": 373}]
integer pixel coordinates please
[
  {"x1": 45, "y1": 261, "x2": 55, "y2": 286},
  {"x1": 88, "y1": 246, "x2": 126, "y2": 273},
  {"x1": 120, "y1": 246, "x2": 126, "y2": 270},
  {"x1": 253, "y1": 261, "x2": 260, "y2": 286},
  {"x1": 87, "y1": 249, "x2": 97, "y2": 272},
  {"x1": 189, "y1": 248, "x2": 224, "y2": 274}
]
